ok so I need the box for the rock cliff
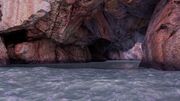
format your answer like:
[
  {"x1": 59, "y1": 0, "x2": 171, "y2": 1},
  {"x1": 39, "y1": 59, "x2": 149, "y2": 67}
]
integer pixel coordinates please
[{"x1": 1, "y1": 0, "x2": 173, "y2": 70}]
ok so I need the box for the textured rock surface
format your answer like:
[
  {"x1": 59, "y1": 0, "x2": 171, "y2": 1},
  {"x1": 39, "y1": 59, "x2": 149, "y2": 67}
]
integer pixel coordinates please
[
  {"x1": 0, "y1": 0, "x2": 50, "y2": 32},
  {"x1": 14, "y1": 39, "x2": 56, "y2": 63},
  {"x1": 0, "y1": 0, "x2": 161, "y2": 65},
  {"x1": 0, "y1": 37, "x2": 8, "y2": 65},
  {"x1": 6, "y1": 39, "x2": 91, "y2": 63},
  {"x1": 56, "y1": 45, "x2": 92, "y2": 63},
  {"x1": 34, "y1": 0, "x2": 106, "y2": 43},
  {"x1": 103, "y1": 0, "x2": 158, "y2": 60},
  {"x1": 141, "y1": 0, "x2": 180, "y2": 70}
]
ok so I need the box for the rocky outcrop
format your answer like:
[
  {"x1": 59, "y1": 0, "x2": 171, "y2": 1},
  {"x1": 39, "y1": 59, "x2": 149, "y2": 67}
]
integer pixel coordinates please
[
  {"x1": 14, "y1": 39, "x2": 56, "y2": 63},
  {"x1": 0, "y1": 0, "x2": 50, "y2": 32},
  {"x1": 0, "y1": 0, "x2": 160, "y2": 65},
  {"x1": 34, "y1": 0, "x2": 107, "y2": 44},
  {"x1": 7, "y1": 39, "x2": 91, "y2": 63},
  {"x1": 141, "y1": 0, "x2": 180, "y2": 70},
  {"x1": 103, "y1": 0, "x2": 158, "y2": 60}
]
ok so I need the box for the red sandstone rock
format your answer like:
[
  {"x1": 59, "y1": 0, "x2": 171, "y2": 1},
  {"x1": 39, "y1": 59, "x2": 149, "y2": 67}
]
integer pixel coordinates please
[
  {"x1": 56, "y1": 47, "x2": 69, "y2": 63},
  {"x1": 0, "y1": 0, "x2": 162, "y2": 65},
  {"x1": 35, "y1": 0, "x2": 105, "y2": 43},
  {"x1": 141, "y1": 0, "x2": 180, "y2": 70},
  {"x1": 64, "y1": 27, "x2": 98, "y2": 45},
  {"x1": 64, "y1": 46, "x2": 91, "y2": 62},
  {"x1": 0, "y1": 0, "x2": 50, "y2": 32},
  {"x1": 66, "y1": 0, "x2": 76, "y2": 4},
  {"x1": 14, "y1": 39, "x2": 56, "y2": 63},
  {"x1": 93, "y1": 10, "x2": 112, "y2": 41},
  {"x1": 0, "y1": 37, "x2": 8, "y2": 65},
  {"x1": 26, "y1": 28, "x2": 45, "y2": 41},
  {"x1": 56, "y1": 45, "x2": 91, "y2": 62},
  {"x1": 9, "y1": 39, "x2": 91, "y2": 63}
]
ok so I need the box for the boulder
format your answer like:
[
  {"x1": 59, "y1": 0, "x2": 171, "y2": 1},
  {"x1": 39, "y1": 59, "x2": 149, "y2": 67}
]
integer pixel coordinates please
[{"x1": 141, "y1": 0, "x2": 180, "y2": 70}]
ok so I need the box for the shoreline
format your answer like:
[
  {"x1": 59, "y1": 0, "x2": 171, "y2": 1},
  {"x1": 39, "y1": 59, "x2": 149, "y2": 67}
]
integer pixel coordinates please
[{"x1": 2, "y1": 60, "x2": 140, "y2": 69}]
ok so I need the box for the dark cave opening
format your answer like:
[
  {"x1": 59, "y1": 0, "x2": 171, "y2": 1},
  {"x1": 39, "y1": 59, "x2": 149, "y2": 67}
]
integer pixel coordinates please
[
  {"x1": 2, "y1": 29, "x2": 28, "y2": 46},
  {"x1": 88, "y1": 38, "x2": 111, "y2": 61},
  {"x1": 0, "y1": 0, "x2": 163, "y2": 65},
  {"x1": 1, "y1": 29, "x2": 28, "y2": 64}
]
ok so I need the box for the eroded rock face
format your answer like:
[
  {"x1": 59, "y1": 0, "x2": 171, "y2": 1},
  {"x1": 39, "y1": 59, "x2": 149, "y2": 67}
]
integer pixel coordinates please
[
  {"x1": 102, "y1": 0, "x2": 158, "y2": 60},
  {"x1": 0, "y1": 4, "x2": 2, "y2": 21},
  {"x1": 7, "y1": 39, "x2": 91, "y2": 63},
  {"x1": 0, "y1": 0, "x2": 50, "y2": 32},
  {"x1": 0, "y1": 0, "x2": 162, "y2": 65},
  {"x1": 34, "y1": 0, "x2": 106, "y2": 43},
  {"x1": 0, "y1": 37, "x2": 8, "y2": 65},
  {"x1": 14, "y1": 39, "x2": 56, "y2": 63},
  {"x1": 141, "y1": 0, "x2": 180, "y2": 70},
  {"x1": 57, "y1": 46, "x2": 91, "y2": 62}
]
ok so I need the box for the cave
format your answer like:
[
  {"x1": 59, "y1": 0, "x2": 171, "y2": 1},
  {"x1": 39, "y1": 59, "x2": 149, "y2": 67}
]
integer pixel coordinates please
[
  {"x1": 0, "y1": 0, "x2": 179, "y2": 70},
  {"x1": 88, "y1": 39, "x2": 111, "y2": 61},
  {"x1": 1, "y1": 0, "x2": 180, "y2": 99},
  {"x1": 0, "y1": 0, "x2": 160, "y2": 65},
  {"x1": 2, "y1": 29, "x2": 28, "y2": 46}
]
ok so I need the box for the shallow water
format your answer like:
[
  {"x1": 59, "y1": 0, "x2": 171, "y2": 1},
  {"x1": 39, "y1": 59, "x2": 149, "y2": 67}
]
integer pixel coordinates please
[{"x1": 0, "y1": 61, "x2": 180, "y2": 101}]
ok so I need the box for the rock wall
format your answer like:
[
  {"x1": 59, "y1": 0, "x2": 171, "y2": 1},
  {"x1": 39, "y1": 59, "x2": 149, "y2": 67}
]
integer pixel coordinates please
[
  {"x1": 141, "y1": 0, "x2": 180, "y2": 70},
  {"x1": 0, "y1": 0, "x2": 50, "y2": 31},
  {"x1": 0, "y1": 0, "x2": 160, "y2": 65}
]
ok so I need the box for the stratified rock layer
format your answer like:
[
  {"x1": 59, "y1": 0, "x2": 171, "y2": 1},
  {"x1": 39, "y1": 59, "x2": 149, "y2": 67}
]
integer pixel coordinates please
[{"x1": 141, "y1": 0, "x2": 180, "y2": 70}]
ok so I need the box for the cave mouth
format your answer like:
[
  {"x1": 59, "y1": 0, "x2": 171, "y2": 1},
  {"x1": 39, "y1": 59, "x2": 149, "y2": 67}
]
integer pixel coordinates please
[
  {"x1": 88, "y1": 38, "x2": 112, "y2": 61},
  {"x1": 2, "y1": 29, "x2": 28, "y2": 47},
  {"x1": 0, "y1": 0, "x2": 162, "y2": 65},
  {"x1": 1, "y1": 29, "x2": 28, "y2": 64}
]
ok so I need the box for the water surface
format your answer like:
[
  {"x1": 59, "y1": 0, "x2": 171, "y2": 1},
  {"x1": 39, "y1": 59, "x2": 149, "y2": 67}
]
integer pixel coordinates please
[{"x1": 0, "y1": 61, "x2": 180, "y2": 101}]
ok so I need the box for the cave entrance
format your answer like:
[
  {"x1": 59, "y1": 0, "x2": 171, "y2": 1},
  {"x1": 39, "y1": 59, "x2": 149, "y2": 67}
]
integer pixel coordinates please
[
  {"x1": 88, "y1": 38, "x2": 111, "y2": 61},
  {"x1": 1, "y1": 29, "x2": 28, "y2": 64},
  {"x1": 2, "y1": 29, "x2": 28, "y2": 47}
]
